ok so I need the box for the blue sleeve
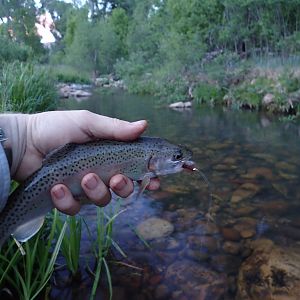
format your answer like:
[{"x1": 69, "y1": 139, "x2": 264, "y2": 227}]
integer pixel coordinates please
[{"x1": 0, "y1": 143, "x2": 10, "y2": 212}]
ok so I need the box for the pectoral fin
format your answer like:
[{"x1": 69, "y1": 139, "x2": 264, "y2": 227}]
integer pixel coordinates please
[
  {"x1": 136, "y1": 175, "x2": 151, "y2": 200},
  {"x1": 12, "y1": 216, "x2": 45, "y2": 243}
]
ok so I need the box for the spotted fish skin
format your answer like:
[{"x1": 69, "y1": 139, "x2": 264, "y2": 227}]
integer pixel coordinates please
[{"x1": 0, "y1": 137, "x2": 193, "y2": 246}]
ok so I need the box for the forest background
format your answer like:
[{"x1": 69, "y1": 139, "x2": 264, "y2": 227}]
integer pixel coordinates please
[{"x1": 1, "y1": 0, "x2": 300, "y2": 114}]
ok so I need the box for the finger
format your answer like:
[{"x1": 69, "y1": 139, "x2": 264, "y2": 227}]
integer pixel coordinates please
[
  {"x1": 110, "y1": 174, "x2": 134, "y2": 198},
  {"x1": 81, "y1": 173, "x2": 111, "y2": 207},
  {"x1": 81, "y1": 111, "x2": 148, "y2": 141},
  {"x1": 146, "y1": 178, "x2": 160, "y2": 190},
  {"x1": 51, "y1": 184, "x2": 81, "y2": 215}
]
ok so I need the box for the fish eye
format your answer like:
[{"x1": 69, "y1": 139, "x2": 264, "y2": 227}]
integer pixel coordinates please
[{"x1": 173, "y1": 151, "x2": 183, "y2": 160}]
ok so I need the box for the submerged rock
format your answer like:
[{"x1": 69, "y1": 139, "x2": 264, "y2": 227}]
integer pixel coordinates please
[
  {"x1": 236, "y1": 239, "x2": 300, "y2": 300},
  {"x1": 136, "y1": 217, "x2": 174, "y2": 240},
  {"x1": 231, "y1": 183, "x2": 261, "y2": 204},
  {"x1": 165, "y1": 260, "x2": 228, "y2": 299},
  {"x1": 242, "y1": 167, "x2": 274, "y2": 180}
]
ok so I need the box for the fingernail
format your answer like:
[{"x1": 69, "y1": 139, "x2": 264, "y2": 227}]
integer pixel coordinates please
[
  {"x1": 132, "y1": 120, "x2": 146, "y2": 127},
  {"x1": 53, "y1": 187, "x2": 65, "y2": 199},
  {"x1": 114, "y1": 178, "x2": 126, "y2": 191},
  {"x1": 85, "y1": 175, "x2": 98, "y2": 190}
]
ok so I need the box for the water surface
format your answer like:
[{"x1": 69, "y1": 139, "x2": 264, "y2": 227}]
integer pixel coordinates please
[{"x1": 54, "y1": 89, "x2": 300, "y2": 299}]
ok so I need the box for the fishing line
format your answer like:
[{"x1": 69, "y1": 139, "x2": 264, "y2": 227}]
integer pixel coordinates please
[
  {"x1": 191, "y1": 167, "x2": 215, "y2": 252},
  {"x1": 193, "y1": 167, "x2": 213, "y2": 221}
]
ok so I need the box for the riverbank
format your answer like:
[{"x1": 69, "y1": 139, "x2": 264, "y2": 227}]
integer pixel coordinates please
[{"x1": 117, "y1": 61, "x2": 300, "y2": 119}]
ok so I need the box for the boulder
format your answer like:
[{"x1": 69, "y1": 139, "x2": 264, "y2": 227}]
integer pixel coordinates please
[
  {"x1": 262, "y1": 93, "x2": 275, "y2": 106},
  {"x1": 236, "y1": 239, "x2": 300, "y2": 300},
  {"x1": 58, "y1": 83, "x2": 91, "y2": 98},
  {"x1": 169, "y1": 101, "x2": 192, "y2": 109}
]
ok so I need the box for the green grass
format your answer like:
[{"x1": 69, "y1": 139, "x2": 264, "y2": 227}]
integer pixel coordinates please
[
  {"x1": 47, "y1": 65, "x2": 92, "y2": 84},
  {"x1": 0, "y1": 210, "x2": 67, "y2": 300},
  {"x1": 84, "y1": 202, "x2": 127, "y2": 300},
  {"x1": 56, "y1": 215, "x2": 82, "y2": 278},
  {"x1": 0, "y1": 62, "x2": 58, "y2": 113}
]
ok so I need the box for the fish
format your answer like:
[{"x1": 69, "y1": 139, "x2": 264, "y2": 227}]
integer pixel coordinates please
[{"x1": 0, "y1": 137, "x2": 195, "y2": 247}]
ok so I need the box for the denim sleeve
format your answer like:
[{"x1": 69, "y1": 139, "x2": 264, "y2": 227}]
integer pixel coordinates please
[{"x1": 0, "y1": 143, "x2": 10, "y2": 212}]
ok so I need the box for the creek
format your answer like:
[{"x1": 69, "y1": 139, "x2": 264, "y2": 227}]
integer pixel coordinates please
[{"x1": 53, "y1": 89, "x2": 300, "y2": 299}]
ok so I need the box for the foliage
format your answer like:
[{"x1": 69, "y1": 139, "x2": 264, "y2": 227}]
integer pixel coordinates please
[
  {"x1": 56, "y1": 215, "x2": 82, "y2": 278},
  {"x1": 48, "y1": 65, "x2": 91, "y2": 84},
  {"x1": 0, "y1": 62, "x2": 58, "y2": 113},
  {"x1": 85, "y1": 203, "x2": 127, "y2": 300},
  {"x1": 194, "y1": 83, "x2": 224, "y2": 105},
  {"x1": 0, "y1": 0, "x2": 45, "y2": 57},
  {"x1": 0, "y1": 210, "x2": 67, "y2": 300},
  {"x1": 0, "y1": 36, "x2": 32, "y2": 64}
]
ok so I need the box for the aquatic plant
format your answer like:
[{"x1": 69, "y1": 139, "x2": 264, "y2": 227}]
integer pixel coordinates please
[
  {"x1": 0, "y1": 209, "x2": 66, "y2": 300},
  {"x1": 55, "y1": 214, "x2": 82, "y2": 279},
  {"x1": 85, "y1": 203, "x2": 127, "y2": 300}
]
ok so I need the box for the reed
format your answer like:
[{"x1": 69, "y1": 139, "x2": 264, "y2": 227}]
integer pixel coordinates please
[{"x1": 0, "y1": 209, "x2": 66, "y2": 300}]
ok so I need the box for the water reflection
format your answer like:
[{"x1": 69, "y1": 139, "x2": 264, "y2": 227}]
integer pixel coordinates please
[{"x1": 54, "y1": 90, "x2": 300, "y2": 299}]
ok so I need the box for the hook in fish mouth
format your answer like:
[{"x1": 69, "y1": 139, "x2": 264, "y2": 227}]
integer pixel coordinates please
[{"x1": 182, "y1": 160, "x2": 198, "y2": 172}]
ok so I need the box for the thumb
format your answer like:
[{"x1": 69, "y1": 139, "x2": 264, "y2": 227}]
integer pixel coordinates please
[{"x1": 83, "y1": 112, "x2": 148, "y2": 141}]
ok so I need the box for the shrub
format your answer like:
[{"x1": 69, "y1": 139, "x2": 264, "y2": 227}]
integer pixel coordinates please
[
  {"x1": 0, "y1": 36, "x2": 32, "y2": 64},
  {"x1": 49, "y1": 65, "x2": 91, "y2": 84},
  {"x1": 194, "y1": 83, "x2": 223, "y2": 104}
]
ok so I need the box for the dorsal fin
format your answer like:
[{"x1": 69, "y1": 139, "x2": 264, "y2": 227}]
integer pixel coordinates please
[{"x1": 12, "y1": 216, "x2": 45, "y2": 242}]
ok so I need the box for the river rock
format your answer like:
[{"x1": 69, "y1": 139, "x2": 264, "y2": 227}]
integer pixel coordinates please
[
  {"x1": 231, "y1": 183, "x2": 261, "y2": 204},
  {"x1": 211, "y1": 254, "x2": 242, "y2": 274},
  {"x1": 222, "y1": 241, "x2": 241, "y2": 255},
  {"x1": 236, "y1": 239, "x2": 300, "y2": 300},
  {"x1": 154, "y1": 284, "x2": 170, "y2": 299},
  {"x1": 275, "y1": 161, "x2": 297, "y2": 172},
  {"x1": 194, "y1": 220, "x2": 219, "y2": 235},
  {"x1": 242, "y1": 167, "x2": 274, "y2": 180},
  {"x1": 169, "y1": 101, "x2": 192, "y2": 108},
  {"x1": 165, "y1": 260, "x2": 228, "y2": 299},
  {"x1": 188, "y1": 235, "x2": 218, "y2": 253},
  {"x1": 257, "y1": 200, "x2": 289, "y2": 215},
  {"x1": 58, "y1": 83, "x2": 92, "y2": 98},
  {"x1": 136, "y1": 217, "x2": 174, "y2": 240},
  {"x1": 220, "y1": 227, "x2": 241, "y2": 241},
  {"x1": 232, "y1": 206, "x2": 257, "y2": 217},
  {"x1": 262, "y1": 93, "x2": 275, "y2": 106}
]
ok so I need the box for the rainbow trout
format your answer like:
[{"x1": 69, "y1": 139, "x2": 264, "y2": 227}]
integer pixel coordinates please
[{"x1": 0, "y1": 137, "x2": 195, "y2": 247}]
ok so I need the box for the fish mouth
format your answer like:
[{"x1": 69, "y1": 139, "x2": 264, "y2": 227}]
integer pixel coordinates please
[{"x1": 182, "y1": 160, "x2": 197, "y2": 172}]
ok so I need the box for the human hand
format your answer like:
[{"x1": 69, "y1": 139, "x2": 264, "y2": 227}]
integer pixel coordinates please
[{"x1": 1, "y1": 110, "x2": 160, "y2": 214}]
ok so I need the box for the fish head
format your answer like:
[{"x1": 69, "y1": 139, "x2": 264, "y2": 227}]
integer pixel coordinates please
[{"x1": 148, "y1": 141, "x2": 195, "y2": 176}]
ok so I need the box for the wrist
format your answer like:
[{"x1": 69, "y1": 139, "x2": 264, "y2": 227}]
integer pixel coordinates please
[
  {"x1": 0, "y1": 114, "x2": 28, "y2": 178},
  {"x1": 0, "y1": 128, "x2": 12, "y2": 169}
]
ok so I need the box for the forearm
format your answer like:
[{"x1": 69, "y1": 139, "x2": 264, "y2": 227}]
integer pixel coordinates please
[{"x1": 0, "y1": 114, "x2": 28, "y2": 178}]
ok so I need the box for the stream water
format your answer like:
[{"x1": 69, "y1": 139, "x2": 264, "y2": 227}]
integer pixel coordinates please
[{"x1": 53, "y1": 89, "x2": 300, "y2": 300}]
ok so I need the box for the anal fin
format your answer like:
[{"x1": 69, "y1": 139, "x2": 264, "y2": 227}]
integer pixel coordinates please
[{"x1": 12, "y1": 216, "x2": 45, "y2": 243}]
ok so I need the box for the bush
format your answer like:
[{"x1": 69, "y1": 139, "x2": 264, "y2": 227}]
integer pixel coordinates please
[
  {"x1": 49, "y1": 65, "x2": 91, "y2": 84},
  {"x1": 194, "y1": 83, "x2": 224, "y2": 104},
  {"x1": 0, "y1": 36, "x2": 32, "y2": 64},
  {"x1": 0, "y1": 62, "x2": 58, "y2": 113}
]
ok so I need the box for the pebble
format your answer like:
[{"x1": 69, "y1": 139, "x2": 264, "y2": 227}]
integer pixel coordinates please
[
  {"x1": 223, "y1": 241, "x2": 241, "y2": 255},
  {"x1": 220, "y1": 227, "x2": 241, "y2": 241},
  {"x1": 154, "y1": 284, "x2": 170, "y2": 299}
]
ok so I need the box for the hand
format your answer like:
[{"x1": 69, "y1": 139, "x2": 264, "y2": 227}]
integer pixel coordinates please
[{"x1": 7, "y1": 110, "x2": 160, "y2": 214}]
